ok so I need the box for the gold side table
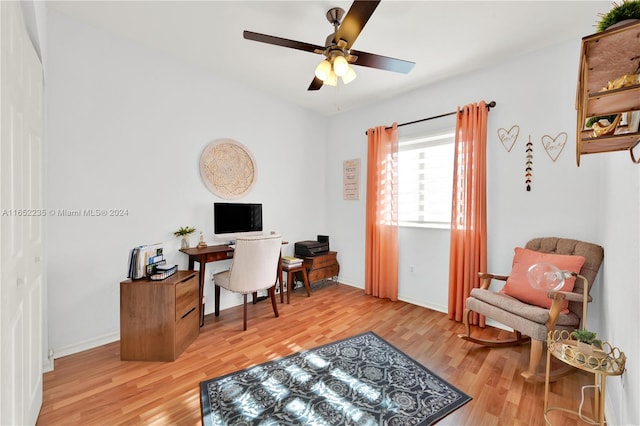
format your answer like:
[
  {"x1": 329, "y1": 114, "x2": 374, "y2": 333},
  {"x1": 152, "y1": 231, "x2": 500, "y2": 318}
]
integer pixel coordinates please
[{"x1": 544, "y1": 330, "x2": 626, "y2": 425}]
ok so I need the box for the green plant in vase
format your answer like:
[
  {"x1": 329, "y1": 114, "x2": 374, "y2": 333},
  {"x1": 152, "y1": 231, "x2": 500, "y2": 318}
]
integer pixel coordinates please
[
  {"x1": 597, "y1": 0, "x2": 640, "y2": 32},
  {"x1": 571, "y1": 329, "x2": 602, "y2": 355},
  {"x1": 174, "y1": 226, "x2": 196, "y2": 249}
]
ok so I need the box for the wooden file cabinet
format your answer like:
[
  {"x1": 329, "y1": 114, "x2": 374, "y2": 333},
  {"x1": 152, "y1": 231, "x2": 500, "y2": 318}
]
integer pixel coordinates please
[
  {"x1": 120, "y1": 270, "x2": 199, "y2": 361},
  {"x1": 303, "y1": 251, "x2": 340, "y2": 284}
]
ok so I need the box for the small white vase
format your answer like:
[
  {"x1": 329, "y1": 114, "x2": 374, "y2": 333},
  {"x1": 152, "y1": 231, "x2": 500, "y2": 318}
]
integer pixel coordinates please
[
  {"x1": 181, "y1": 235, "x2": 190, "y2": 249},
  {"x1": 605, "y1": 19, "x2": 640, "y2": 31}
]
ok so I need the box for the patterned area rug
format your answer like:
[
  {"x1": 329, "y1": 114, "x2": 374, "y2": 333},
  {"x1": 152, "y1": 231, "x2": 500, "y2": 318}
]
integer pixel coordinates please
[{"x1": 200, "y1": 331, "x2": 471, "y2": 425}]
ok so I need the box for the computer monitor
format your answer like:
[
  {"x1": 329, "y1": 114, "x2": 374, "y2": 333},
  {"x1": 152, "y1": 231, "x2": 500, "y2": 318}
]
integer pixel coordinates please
[{"x1": 213, "y1": 202, "x2": 263, "y2": 240}]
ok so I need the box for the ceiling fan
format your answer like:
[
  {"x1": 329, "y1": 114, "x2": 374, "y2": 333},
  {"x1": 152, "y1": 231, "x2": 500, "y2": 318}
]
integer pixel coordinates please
[{"x1": 243, "y1": 0, "x2": 415, "y2": 91}]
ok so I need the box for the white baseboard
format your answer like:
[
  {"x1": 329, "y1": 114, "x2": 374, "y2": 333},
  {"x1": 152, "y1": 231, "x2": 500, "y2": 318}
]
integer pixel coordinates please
[
  {"x1": 42, "y1": 357, "x2": 54, "y2": 373},
  {"x1": 52, "y1": 331, "x2": 120, "y2": 360},
  {"x1": 398, "y1": 295, "x2": 447, "y2": 314},
  {"x1": 337, "y1": 280, "x2": 511, "y2": 332}
]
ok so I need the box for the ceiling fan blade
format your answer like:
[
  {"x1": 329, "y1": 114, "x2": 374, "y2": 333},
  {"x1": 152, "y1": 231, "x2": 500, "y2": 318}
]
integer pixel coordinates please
[
  {"x1": 334, "y1": 0, "x2": 381, "y2": 49},
  {"x1": 351, "y1": 50, "x2": 415, "y2": 74},
  {"x1": 243, "y1": 30, "x2": 324, "y2": 54},
  {"x1": 308, "y1": 77, "x2": 324, "y2": 91}
]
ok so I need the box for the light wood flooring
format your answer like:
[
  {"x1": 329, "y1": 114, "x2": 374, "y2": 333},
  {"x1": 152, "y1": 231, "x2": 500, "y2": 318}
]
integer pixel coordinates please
[{"x1": 37, "y1": 282, "x2": 595, "y2": 425}]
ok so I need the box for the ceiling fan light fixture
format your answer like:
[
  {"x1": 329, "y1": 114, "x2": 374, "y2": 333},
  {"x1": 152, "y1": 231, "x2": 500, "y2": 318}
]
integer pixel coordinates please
[
  {"x1": 342, "y1": 66, "x2": 357, "y2": 84},
  {"x1": 314, "y1": 59, "x2": 331, "y2": 81},
  {"x1": 332, "y1": 55, "x2": 349, "y2": 77},
  {"x1": 324, "y1": 70, "x2": 338, "y2": 86}
]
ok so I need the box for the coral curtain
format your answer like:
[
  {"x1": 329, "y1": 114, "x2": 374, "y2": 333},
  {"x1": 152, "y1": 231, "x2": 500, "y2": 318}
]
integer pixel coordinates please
[
  {"x1": 365, "y1": 123, "x2": 399, "y2": 301},
  {"x1": 448, "y1": 102, "x2": 488, "y2": 326}
]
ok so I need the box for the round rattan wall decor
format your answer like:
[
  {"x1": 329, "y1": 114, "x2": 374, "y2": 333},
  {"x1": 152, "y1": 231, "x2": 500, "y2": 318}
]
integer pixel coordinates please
[{"x1": 199, "y1": 138, "x2": 257, "y2": 199}]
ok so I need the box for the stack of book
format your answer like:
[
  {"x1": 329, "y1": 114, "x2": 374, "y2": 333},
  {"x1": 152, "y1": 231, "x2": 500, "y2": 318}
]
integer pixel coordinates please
[
  {"x1": 282, "y1": 255, "x2": 303, "y2": 268},
  {"x1": 127, "y1": 243, "x2": 177, "y2": 280},
  {"x1": 128, "y1": 243, "x2": 163, "y2": 280}
]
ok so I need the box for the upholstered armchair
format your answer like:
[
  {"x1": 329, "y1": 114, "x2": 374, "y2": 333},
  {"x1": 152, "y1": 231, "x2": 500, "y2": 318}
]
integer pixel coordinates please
[
  {"x1": 213, "y1": 234, "x2": 282, "y2": 330},
  {"x1": 458, "y1": 237, "x2": 604, "y2": 381}
]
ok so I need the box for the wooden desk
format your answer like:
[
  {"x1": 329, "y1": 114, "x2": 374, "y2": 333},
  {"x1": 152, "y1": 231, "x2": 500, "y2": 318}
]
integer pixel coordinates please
[
  {"x1": 180, "y1": 245, "x2": 234, "y2": 326},
  {"x1": 180, "y1": 242, "x2": 286, "y2": 327}
]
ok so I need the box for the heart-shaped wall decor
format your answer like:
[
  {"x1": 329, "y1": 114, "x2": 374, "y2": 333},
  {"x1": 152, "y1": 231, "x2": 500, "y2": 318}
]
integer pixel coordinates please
[
  {"x1": 541, "y1": 132, "x2": 567, "y2": 162},
  {"x1": 497, "y1": 125, "x2": 520, "y2": 152}
]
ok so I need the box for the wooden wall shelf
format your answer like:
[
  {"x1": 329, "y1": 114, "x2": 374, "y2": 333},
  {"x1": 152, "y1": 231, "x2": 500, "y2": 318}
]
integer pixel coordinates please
[{"x1": 576, "y1": 21, "x2": 640, "y2": 165}]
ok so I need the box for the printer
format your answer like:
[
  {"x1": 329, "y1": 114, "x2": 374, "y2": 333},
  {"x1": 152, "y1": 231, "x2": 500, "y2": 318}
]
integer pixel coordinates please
[{"x1": 295, "y1": 240, "x2": 329, "y2": 257}]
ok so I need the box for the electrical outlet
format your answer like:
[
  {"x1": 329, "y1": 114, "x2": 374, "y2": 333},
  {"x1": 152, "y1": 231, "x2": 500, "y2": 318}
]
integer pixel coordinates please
[{"x1": 410, "y1": 265, "x2": 414, "y2": 273}]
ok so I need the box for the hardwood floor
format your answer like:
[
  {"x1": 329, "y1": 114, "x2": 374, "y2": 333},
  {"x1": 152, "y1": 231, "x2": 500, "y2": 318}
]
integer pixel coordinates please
[{"x1": 37, "y1": 282, "x2": 594, "y2": 425}]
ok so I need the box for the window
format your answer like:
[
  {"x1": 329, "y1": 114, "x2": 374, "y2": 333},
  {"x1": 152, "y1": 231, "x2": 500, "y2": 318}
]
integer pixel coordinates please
[{"x1": 398, "y1": 132, "x2": 454, "y2": 227}]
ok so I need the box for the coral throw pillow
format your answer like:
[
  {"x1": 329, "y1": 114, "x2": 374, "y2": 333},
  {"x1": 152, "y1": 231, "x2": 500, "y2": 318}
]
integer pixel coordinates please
[{"x1": 500, "y1": 247, "x2": 586, "y2": 313}]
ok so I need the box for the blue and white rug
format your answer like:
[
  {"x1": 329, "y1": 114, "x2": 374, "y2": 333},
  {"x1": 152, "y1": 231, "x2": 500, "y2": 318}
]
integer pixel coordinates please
[{"x1": 200, "y1": 331, "x2": 471, "y2": 425}]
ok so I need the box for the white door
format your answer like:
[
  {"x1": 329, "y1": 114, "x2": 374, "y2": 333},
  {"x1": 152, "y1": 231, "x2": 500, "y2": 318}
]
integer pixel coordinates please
[{"x1": 1, "y1": 2, "x2": 44, "y2": 424}]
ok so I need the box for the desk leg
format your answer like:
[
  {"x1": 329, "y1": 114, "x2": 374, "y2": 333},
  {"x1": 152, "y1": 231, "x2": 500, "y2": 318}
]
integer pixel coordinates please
[
  {"x1": 194, "y1": 260, "x2": 205, "y2": 327},
  {"x1": 214, "y1": 284, "x2": 220, "y2": 316},
  {"x1": 187, "y1": 257, "x2": 205, "y2": 327},
  {"x1": 278, "y1": 253, "x2": 283, "y2": 303},
  {"x1": 301, "y1": 268, "x2": 310, "y2": 297}
]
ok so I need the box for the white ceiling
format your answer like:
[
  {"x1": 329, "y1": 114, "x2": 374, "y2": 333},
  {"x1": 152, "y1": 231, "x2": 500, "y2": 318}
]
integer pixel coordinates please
[{"x1": 47, "y1": 1, "x2": 610, "y2": 116}]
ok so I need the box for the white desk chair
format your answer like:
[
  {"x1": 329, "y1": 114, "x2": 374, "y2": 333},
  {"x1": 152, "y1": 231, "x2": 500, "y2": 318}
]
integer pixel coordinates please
[{"x1": 213, "y1": 234, "x2": 282, "y2": 330}]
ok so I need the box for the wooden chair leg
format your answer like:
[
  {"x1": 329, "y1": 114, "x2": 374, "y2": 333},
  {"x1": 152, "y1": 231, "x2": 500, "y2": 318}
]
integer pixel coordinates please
[
  {"x1": 521, "y1": 339, "x2": 575, "y2": 382},
  {"x1": 269, "y1": 286, "x2": 279, "y2": 318},
  {"x1": 463, "y1": 307, "x2": 472, "y2": 338},
  {"x1": 242, "y1": 294, "x2": 248, "y2": 331},
  {"x1": 521, "y1": 339, "x2": 543, "y2": 380}
]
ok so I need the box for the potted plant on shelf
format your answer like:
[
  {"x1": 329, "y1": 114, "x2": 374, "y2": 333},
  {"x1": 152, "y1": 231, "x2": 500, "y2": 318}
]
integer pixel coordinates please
[
  {"x1": 567, "y1": 329, "x2": 610, "y2": 368},
  {"x1": 174, "y1": 226, "x2": 196, "y2": 249},
  {"x1": 570, "y1": 329, "x2": 602, "y2": 355},
  {"x1": 597, "y1": 0, "x2": 640, "y2": 32}
]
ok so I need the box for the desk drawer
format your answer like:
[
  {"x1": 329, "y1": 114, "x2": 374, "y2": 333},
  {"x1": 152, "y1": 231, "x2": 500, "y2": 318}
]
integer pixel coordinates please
[
  {"x1": 308, "y1": 264, "x2": 339, "y2": 283},
  {"x1": 304, "y1": 252, "x2": 337, "y2": 269},
  {"x1": 175, "y1": 302, "x2": 199, "y2": 355},
  {"x1": 175, "y1": 274, "x2": 198, "y2": 319}
]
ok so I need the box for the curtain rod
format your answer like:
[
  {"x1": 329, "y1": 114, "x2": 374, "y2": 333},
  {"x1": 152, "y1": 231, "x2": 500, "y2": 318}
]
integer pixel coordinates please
[{"x1": 365, "y1": 101, "x2": 496, "y2": 135}]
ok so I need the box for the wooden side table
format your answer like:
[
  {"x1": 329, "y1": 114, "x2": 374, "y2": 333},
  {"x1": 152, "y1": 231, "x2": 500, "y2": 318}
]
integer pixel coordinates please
[
  {"x1": 544, "y1": 330, "x2": 626, "y2": 425},
  {"x1": 302, "y1": 251, "x2": 340, "y2": 284},
  {"x1": 281, "y1": 262, "x2": 310, "y2": 303}
]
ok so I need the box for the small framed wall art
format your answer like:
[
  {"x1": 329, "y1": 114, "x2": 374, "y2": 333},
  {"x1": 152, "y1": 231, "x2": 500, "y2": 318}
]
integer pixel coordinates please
[{"x1": 343, "y1": 158, "x2": 360, "y2": 200}]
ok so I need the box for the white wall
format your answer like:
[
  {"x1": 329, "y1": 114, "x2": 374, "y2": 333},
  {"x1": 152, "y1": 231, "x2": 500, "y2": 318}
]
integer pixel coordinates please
[
  {"x1": 326, "y1": 41, "x2": 637, "y2": 424},
  {"x1": 45, "y1": 10, "x2": 328, "y2": 357},
  {"x1": 596, "y1": 151, "x2": 639, "y2": 425}
]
